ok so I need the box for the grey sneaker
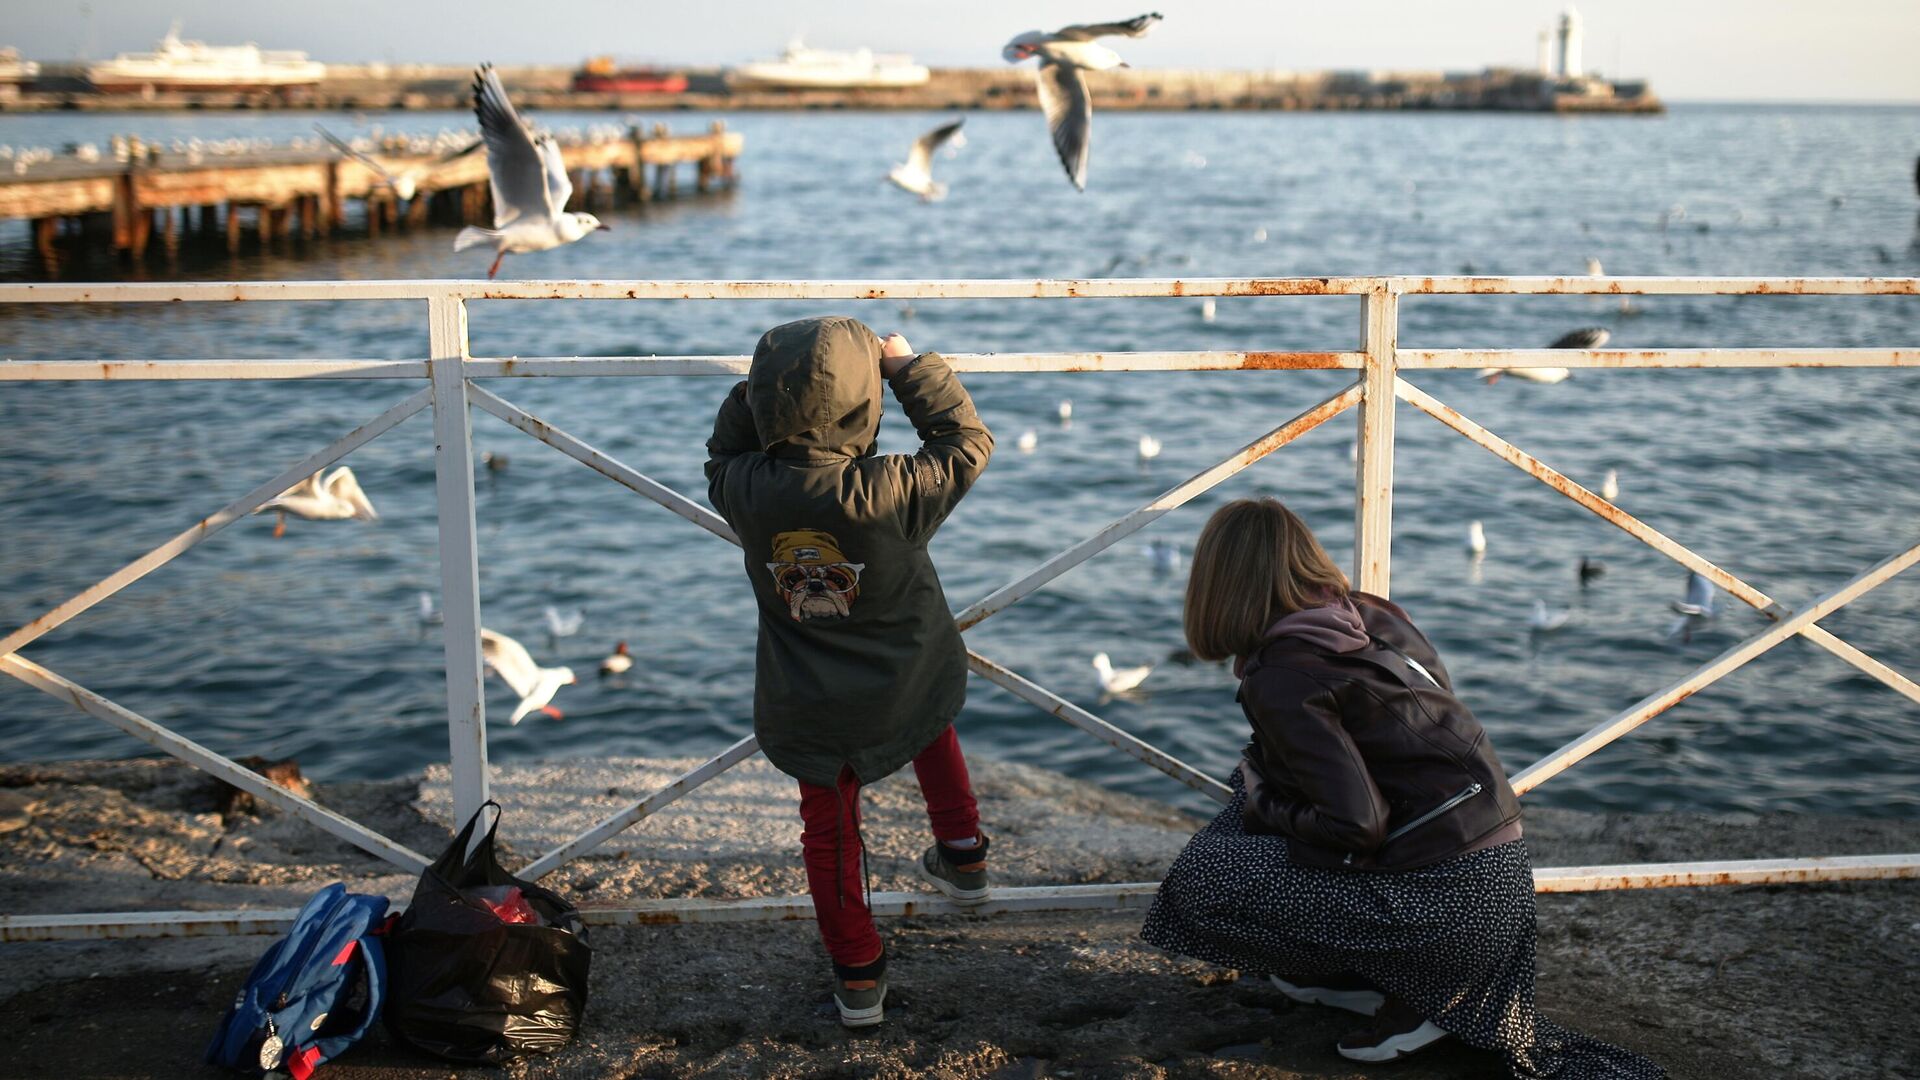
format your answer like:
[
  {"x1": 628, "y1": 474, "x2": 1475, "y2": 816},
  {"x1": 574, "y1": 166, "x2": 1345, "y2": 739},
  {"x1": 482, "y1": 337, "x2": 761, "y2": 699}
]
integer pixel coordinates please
[
  {"x1": 832, "y1": 951, "x2": 888, "y2": 1028},
  {"x1": 916, "y1": 832, "x2": 990, "y2": 905},
  {"x1": 834, "y1": 976, "x2": 888, "y2": 1028}
]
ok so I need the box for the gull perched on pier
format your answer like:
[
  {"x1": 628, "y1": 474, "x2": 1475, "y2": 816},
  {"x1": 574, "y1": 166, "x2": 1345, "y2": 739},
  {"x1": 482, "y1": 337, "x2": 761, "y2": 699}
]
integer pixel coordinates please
[
  {"x1": 481, "y1": 628, "x2": 576, "y2": 724},
  {"x1": 256, "y1": 466, "x2": 377, "y2": 538},
  {"x1": 1003, "y1": 12, "x2": 1162, "y2": 190},
  {"x1": 314, "y1": 123, "x2": 479, "y2": 202},
  {"x1": 888, "y1": 118, "x2": 965, "y2": 201},
  {"x1": 455, "y1": 64, "x2": 609, "y2": 278},
  {"x1": 1480, "y1": 327, "x2": 1607, "y2": 385}
]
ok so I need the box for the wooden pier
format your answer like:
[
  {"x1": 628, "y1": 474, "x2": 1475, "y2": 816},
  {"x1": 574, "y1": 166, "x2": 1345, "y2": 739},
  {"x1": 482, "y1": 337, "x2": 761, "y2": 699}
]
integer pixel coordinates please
[{"x1": 0, "y1": 121, "x2": 742, "y2": 267}]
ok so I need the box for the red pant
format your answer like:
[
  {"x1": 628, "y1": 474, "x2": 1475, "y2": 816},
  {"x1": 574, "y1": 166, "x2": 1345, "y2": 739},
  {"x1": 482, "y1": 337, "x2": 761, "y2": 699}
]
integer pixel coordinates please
[{"x1": 796, "y1": 724, "x2": 979, "y2": 967}]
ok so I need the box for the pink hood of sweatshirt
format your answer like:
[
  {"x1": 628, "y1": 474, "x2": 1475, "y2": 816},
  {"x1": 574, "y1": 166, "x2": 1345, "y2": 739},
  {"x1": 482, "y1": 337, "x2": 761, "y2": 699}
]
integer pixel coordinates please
[{"x1": 1233, "y1": 594, "x2": 1371, "y2": 677}]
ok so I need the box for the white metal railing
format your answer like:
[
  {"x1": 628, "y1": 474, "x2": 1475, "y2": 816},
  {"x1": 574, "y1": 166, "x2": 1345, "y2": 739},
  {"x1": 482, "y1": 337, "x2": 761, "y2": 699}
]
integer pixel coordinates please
[{"x1": 0, "y1": 275, "x2": 1915, "y2": 941}]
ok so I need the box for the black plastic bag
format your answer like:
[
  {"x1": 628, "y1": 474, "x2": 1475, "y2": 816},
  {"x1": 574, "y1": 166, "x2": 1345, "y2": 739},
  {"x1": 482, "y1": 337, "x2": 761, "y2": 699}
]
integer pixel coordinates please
[{"x1": 384, "y1": 802, "x2": 592, "y2": 1063}]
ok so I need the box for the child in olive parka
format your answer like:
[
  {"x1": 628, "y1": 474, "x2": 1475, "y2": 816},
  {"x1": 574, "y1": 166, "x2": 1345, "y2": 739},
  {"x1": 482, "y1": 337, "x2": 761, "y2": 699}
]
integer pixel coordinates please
[{"x1": 705, "y1": 316, "x2": 994, "y2": 1027}]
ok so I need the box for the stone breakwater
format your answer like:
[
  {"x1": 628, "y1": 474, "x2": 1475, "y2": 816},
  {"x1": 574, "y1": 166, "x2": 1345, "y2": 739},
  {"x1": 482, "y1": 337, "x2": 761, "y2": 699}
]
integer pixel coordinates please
[{"x1": 0, "y1": 755, "x2": 1911, "y2": 1078}]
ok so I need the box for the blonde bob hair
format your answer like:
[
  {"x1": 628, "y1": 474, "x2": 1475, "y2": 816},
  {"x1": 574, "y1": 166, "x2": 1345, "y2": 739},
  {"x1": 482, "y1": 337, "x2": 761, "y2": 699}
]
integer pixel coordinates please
[{"x1": 1183, "y1": 497, "x2": 1349, "y2": 663}]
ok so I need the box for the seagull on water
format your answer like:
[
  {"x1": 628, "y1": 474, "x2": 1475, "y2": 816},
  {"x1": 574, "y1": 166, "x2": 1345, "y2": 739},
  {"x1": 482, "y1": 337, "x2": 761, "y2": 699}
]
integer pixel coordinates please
[
  {"x1": 888, "y1": 118, "x2": 965, "y2": 201},
  {"x1": 1003, "y1": 13, "x2": 1163, "y2": 190},
  {"x1": 456, "y1": 64, "x2": 609, "y2": 278},
  {"x1": 599, "y1": 641, "x2": 633, "y2": 677},
  {"x1": 481, "y1": 628, "x2": 576, "y2": 724},
  {"x1": 1092, "y1": 651, "x2": 1152, "y2": 695},
  {"x1": 417, "y1": 591, "x2": 443, "y2": 626},
  {"x1": 1016, "y1": 429, "x2": 1039, "y2": 452},
  {"x1": 1144, "y1": 539, "x2": 1181, "y2": 576},
  {"x1": 1599, "y1": 468, "x2": 1620, "y2": 502},
  {"x1": 543, "y1": 605, "x2": 585, "y2": 639},
  {"x1": 1137, "y1": 434, "x2": 1162, "y2": 462},
  {"x1": 1199, "y1": 298, "x2": 1217, "y2": 323},
  {"x1": 314, "y1": 123, "x2": 479, "y2": 202},
  {"x1": 1529, "y1": 599, "x2": 1572, "y2": 633},
  {"x1": 1056, "y1": 399, "x2": 1074, "y2": 423},
  {"x1": 257, "y1": 466, "x2": 377, "y2": 538},
  {"x1": 1579, "y1": 557, "x2": 1607, "y2": 585},
  {"x1": 1467, "y1": 520, "x2": 1487, "y2": 556},
  {"x1": 1481, "y1": 327, "x2": 1608, "y2": 385}
]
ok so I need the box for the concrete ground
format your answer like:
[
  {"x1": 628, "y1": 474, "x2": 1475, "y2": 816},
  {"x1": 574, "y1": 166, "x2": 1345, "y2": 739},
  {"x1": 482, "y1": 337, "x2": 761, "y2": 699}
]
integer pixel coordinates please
[{"x1": 1, "y1": 756, "x2": 1916, "y2": 1079}]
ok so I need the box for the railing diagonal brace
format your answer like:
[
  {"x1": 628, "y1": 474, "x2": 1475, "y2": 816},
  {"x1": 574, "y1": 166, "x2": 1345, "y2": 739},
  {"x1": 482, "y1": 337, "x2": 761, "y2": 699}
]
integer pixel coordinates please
[
  {"x1": 518, "y1": 735, "x2": 761, "y2": 880},
  {"x1": 467, "y1": 384, "x2": 738, "y2": 545},
  {"x1": 1395, "y1": 378, "x2": 1920, "y2": 707},
  {"x1": 1511, "y1": 539, "x2": 1920, "y2": 794},
  {"x1": 0, "y1": 386, "x2": 433, "y2": 659},
  {"x1": 966, "y1": 649, "x2": 1232, "y2": 804},
  {"x1": 0, "y1": 654, "x2": 431, "y2": 872},
  {"x1": 955, "y1": 382, "x2": 1363, "y2": 631}
]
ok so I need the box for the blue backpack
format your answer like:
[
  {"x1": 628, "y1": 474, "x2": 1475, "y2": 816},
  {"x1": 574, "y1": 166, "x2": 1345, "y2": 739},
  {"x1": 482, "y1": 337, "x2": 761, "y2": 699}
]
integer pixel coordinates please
[{"x1": 206, "y1": 883, "x2": 391, "y2": 1078}]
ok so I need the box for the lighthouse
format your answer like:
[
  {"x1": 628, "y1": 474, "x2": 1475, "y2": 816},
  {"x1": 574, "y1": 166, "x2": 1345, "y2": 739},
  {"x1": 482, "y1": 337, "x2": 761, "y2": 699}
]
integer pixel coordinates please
[{"x1": 1556, "y1": 5, "x2": 1585, "y2": 78}]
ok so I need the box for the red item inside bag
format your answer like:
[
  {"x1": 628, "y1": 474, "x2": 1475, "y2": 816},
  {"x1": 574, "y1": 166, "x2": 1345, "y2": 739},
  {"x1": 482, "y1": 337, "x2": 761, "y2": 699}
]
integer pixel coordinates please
[{"x1": 466, "y1": 885, "x2": 543, "y2": 925}]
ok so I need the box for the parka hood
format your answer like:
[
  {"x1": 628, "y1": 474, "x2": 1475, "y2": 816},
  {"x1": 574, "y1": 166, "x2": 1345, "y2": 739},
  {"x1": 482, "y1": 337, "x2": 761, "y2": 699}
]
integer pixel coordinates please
[{"x1": 747, "y1": 316, "x2": 883, "y2": 460}]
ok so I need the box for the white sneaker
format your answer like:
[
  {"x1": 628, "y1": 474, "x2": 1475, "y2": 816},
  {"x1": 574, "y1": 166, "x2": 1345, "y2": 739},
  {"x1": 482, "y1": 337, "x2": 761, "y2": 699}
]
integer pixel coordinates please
[{"x1": 1268, "y1": 973, "x2": 1385, "y2": 1017}]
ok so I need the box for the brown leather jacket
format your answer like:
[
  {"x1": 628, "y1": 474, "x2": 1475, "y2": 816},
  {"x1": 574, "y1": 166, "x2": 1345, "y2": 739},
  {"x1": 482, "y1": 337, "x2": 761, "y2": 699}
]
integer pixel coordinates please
[{"x1": 1237, "y1": 592, "x2": 1523, "y2": 871}]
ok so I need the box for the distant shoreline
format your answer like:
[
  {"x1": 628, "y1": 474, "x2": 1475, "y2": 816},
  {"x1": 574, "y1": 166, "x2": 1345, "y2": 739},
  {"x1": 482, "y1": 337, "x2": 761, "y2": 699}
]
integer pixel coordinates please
[{"x1": 1, "y1": 64, "x2": 1663, "y2": 115}]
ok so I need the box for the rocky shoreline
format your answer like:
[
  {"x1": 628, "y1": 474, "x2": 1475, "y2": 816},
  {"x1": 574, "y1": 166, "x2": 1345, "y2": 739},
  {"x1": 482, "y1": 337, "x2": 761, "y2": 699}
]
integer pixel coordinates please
[{"x1": 1, "y1": 755, "x2": 1915, "y2": 1078}]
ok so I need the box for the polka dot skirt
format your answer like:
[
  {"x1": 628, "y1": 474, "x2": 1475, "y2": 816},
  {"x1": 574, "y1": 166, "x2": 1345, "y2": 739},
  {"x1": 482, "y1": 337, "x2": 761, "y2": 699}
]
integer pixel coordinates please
[{"x1": 1141, "y1": 769, "x2": 1665, "y2": 1079}]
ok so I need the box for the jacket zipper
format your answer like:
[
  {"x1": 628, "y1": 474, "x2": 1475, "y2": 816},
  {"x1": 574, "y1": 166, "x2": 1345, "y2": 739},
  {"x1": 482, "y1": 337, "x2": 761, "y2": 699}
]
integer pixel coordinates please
[
  {"x1": 271, "y1": 890, "x2": 349, "y2": 1010},
  {"x1": 1383, "y1": 782, "x2": 1484, "y2": 845},
  {"x1": 1369, "y1": 634, "x2": 1441, "y2": 689}
]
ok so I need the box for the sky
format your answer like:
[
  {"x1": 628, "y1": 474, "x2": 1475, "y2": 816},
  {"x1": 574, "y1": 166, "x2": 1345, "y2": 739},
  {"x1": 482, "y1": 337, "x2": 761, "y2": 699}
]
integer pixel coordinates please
[{"x1": 8, "y1": 1, "x2": 1919, "y2": 103}]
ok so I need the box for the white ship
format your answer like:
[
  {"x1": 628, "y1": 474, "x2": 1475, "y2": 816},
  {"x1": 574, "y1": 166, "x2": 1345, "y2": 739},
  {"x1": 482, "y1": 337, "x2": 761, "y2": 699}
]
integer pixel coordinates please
[
  {"x1": 86, "y1": 23, "x2": 325, "y2": 94},
  {"x1": 0, "y1": 47, "x2": 40, "y2": 85},
  {"x1": 727, "y1": 41, "x2": 929, "y2": 90}
]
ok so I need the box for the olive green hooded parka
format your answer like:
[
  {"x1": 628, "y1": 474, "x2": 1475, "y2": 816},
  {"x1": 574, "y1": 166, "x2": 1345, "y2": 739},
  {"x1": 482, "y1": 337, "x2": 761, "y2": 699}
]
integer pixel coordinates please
[{"x1": 705, "y1": 316, "x2": 993, "y2": 788}]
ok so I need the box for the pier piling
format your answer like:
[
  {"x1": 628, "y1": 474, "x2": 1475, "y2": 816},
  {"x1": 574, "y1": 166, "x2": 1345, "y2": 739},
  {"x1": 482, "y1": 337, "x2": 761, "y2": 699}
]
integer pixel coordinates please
[{"x1": 1, "y1": 123, "x2": 743, "y2": 266}]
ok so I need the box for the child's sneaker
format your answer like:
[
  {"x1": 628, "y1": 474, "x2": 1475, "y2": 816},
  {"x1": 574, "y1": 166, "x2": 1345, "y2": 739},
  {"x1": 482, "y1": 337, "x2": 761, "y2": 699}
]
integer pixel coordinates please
[
  {"x1": 916, "y1": 832, "x2": 991, "y2": 905},
  {"x1": 832, "y1": 951, "x2": 888, "y2": 1029}
]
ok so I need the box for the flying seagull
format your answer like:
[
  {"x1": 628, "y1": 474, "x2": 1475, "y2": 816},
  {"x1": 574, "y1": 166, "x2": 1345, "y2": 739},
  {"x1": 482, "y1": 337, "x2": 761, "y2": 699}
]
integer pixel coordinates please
[
  {"x1": 1481, "y1": 327, "x2": 1608, "y2": 385},
  {"x1": 543, "y1": 605, "x2": 584, "y2": 639},
  {"x1": 1003, "y1": 13, "x2": 1162, "y2": 190},
  {"x1": 1665, "y1": 571, "x2": 1719, "y2": 641},
  {"x1": 313, "y1": 123, "x2": 479, "y2": 202},
  {"x1": 256, "y1": 465, "x2": 377, "y2": 538},
  {"x1": 888, "y1": 118, "x2": 965, "y2": 201},
  {"x1": 455, "y1": 63, "x2": 609, "y2": 278},
  {"x1": 480, "y1": 627, "x2": 576, "y2": 724}
]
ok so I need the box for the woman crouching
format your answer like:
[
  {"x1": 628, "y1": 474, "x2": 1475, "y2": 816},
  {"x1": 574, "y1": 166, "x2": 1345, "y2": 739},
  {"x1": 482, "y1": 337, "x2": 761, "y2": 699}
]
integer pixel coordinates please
[{"x1": 1141, "y1": 497, "x2": 1662, "y2": 1078}]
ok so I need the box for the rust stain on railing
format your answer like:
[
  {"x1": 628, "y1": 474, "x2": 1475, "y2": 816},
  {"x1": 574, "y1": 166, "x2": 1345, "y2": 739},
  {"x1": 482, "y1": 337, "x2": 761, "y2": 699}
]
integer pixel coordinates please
[
  {"x1": 3, "y1": 273, "x2": 1917, "y2": 941},
  {"x1": 1236, "y1": 351, "x2": 1350, "y2": 370}
]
